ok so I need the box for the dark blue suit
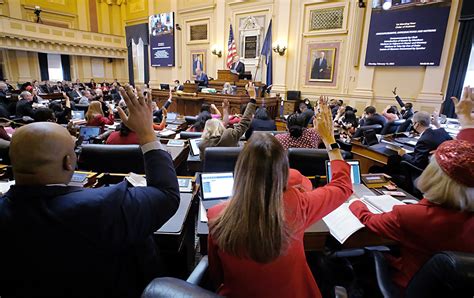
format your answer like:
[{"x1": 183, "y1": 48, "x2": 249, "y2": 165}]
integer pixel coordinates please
[
  {"x1": 402, "y1": 128, "x2": 452, "y2": 169},
  {"x1": 0, "y1": 149, "x2": 180, "y2": 297},
  {"x1": 196, "y1": 73, "x2": 209, "y2": 87}
]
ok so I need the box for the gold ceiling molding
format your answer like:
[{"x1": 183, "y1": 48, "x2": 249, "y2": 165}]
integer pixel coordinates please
[
  {"x1": 98, "y1": 0, "x2": 126, "y2": 5},
  {"x1": 0, "y1": 16, "x2": 127, "y2": 58}
]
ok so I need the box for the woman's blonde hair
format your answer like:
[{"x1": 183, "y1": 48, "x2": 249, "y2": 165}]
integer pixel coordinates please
[
  {"x1": 202, "y1": 118, "x2": 225, "y2": 139},
  {"x1": 85, "y1": 101, "x2": 103, "y2": 121},
  {"x1": 417, "y1": 156, "x2": 474, "y2": 212},
  {"x1": 209, "y1": 133, "x2": 291, "y2": 263}
]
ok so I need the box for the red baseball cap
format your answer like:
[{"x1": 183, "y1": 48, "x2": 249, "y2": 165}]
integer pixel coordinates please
[{"x1": 435, "y1": 140, "x2": 474, "y2": 187}]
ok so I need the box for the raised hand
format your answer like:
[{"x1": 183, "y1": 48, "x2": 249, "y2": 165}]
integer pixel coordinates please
[
  {"x1": 247, "y1": 82, "x2": 257, "y2": 99},
  {"x1": 392, "y1": 87, "x2": 397, "y2": 96},
  {"x1": 162, "y1": 107, "x2": 168, "y2": 118},
  {"x1": 118, "y1": 84, "x2": 155, "y2": 145},
  {"x1": 222, "y1": 98, "x2": 230, "y2": 110},
  {"x1": 313, "y1": 95, "x2": 335, "y2": 146},
  {"x1": 451, "y1": 86, "x2": 474, "y2": 127}
]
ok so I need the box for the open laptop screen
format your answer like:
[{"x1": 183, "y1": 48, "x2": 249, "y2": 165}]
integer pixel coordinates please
[
  {"x1": 72, "y1": 110, "x2": 84, "y2": 120},
  {"x1": 201, "y1": 172, "x2": 234, "y2": 200},
  {"x1": 79, "y1": 126, "x2": 100, "y2": 142},
  {"x1": 326, "y1": 160, "x2": 361, "y2": 184}
]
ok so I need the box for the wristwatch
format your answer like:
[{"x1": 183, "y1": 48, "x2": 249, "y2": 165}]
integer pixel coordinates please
[{"x1": 327, "y1": 142, "x2": 340, "y2": 151}]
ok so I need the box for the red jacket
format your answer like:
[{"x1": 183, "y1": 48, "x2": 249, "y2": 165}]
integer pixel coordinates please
[
  {"x1": 457, "y1": 128, "x2": 474, "y2": 143},
  {"x1": 350, "y1": 199, "x2": 474, "y2": 288},
  {"x1": 207, "y1": 161, "x2": 352, "y2": 298},
  {"x1": 106, "y1": 131, "x2": 139, "y2": 145},
  {"x1": 87, "y1": 114, "x2": 114, "y2": 131}
]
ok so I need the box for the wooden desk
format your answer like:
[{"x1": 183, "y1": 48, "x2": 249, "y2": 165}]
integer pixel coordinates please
[
  {"x1": 152, "y1": 90, "x2": 280, "y2": 119},
  {"x1": 351, "y1": 139, "x2": 416, "y2": 173}
]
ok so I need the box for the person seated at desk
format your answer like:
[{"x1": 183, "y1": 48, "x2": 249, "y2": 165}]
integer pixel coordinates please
[
  {"x1": 174, "y1": 80, "x2": 184, "y2": 91},
  {"x1": 0, "y1": 85, "x2": 180, "y2": 297},
  {"x1": 15, "y1": 91, "x2": 35, "y2": 118},
  {"x1": 186, "y1": 111, "x2": 211, "y2": 132},
  {"x1": 397, "y1": 111, "x2": 452, "y2": 169},
  {"x1": 106, "y1": 123, "x2": 139, "y2": 145},
  {"x1": 382, "y1": 105, "x2": 400, "y2": 122},
  {"x1": 48, "y1": 92, "x2": 72, "y2": 125},
  {"x1": 349, "y1": 139, "x2": 474, "y2": 292},
  {"x1": 359, "y1": 106, "x2": 387, "y2": 127},
  {"x1": 152, "y1": 89, "x2": 172, "y2": 123},
  {"x1": 152, "y1": 108, "x2": 167, "y2": 131},
  {"x1": 392, "y1": 87, "x2": 414, "y2": 120},
  {"x1": 275, "y1": 113, "x2": 322, "y2": 150},
  {"x1": 198, "y1": 83, "x2": 257, "y2": 158},
  {"x1": 334, "y1": 106, "x2": 359, "y2": 143},
  {"x1": 298, "y1": 102, "x2": 315, "y2": 127},
  {"x1": 200, "y1": 103, "x2": 221, "y2": 119},
  {"x1": 85, "y1": 101, "x2": 114, "y2": 131},
  {"x1": 195, "y1": 68, "x2": 209, "y2": 87},
  {"x1": 245, "y1": 107, "x2": 276, "y2": 139},
  {"x1": 207, "y1": 97, "x2": 352, "y2": 297}
]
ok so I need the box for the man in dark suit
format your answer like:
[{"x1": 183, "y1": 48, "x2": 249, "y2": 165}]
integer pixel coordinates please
[
  {"x1": 174, "y1": 79, "x2": 184, "y2": 91},
  {"x1": 311, "y1": 51, "x2": 328, "y2": 80},
  {"x1": 0, "y1": 85, "x2": 180, "y2": 297},
  {"x1": 392, "y1": 87, "x2": 414, "y2": 120},
  {"x1": 359, "y1": 106, "x2": 387, "y2": 127},
  {"x1": 195, "y1": 68, "x2": 209, "y2": 87},
  {"x1": 15, "y1": 90, "x2": 35, "y2": 118},
  {"x1": 230, "y1": 55, "x2": 245, "y2": 78},
  {"x1": 398, "y1": 111, "x2": 452, "y2": 169}
]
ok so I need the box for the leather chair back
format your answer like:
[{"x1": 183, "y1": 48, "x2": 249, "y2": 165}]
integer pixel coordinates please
[
  {"x1": 185, "y1": 116, "x2": 197, "y2": 125},
  {"x1": 74, "y1": 104, "x2": 89, "y2": 112},
  {"x1": 397, "y1": 118, "x2": 413, "y2": 133},
  {"x1": 180, "y1": 131, "x2": 203, "y2": 139},
  {"x1": 0, "y1": 139, "x2": 10, "y2": 165},
  {"x1": 381, "y1": 119, "x2": 406, "y2": 135},
  {"x1": 78, "y1": 144, "x2": 144, "y2": 173},
  {"x1": 353, "y1": 124, "x2": 383, "y2": 138},
  {"x1": 288, "y1": 148, "x2": 351, "y2": 177},
  {"x1": 141, "y1": 277, "x2": 220, "y2": 298},
  {"x1": 203, "y1": 147, "x2": 242, "y2": 172},
  {"x1": 405, "y1": 251, "x2": 474, "y2": 298}
]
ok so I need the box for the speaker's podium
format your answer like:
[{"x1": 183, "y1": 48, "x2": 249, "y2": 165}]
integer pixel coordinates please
[{"x1": 217, "y1": 69, "x2": 239, "y2": 82}]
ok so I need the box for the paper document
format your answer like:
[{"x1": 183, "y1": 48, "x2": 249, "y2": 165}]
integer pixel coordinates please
[
  {"x1": 126, "y1": 173, "x2": 147, "y2": 187},
  {"x1": 361, "y1": 195, "x2": 405, "y2": 214},
  {"x1": 158, "y1": 129, "x2": 175, "y2": 137},
  {"x1": 323, "y1": 203, "x2": 365, "y2": 244},
  {"x1": 0, "y1": 180, "x2": 15, "y2": 195},
  {"x1": 199, "y1": 201, "x2": 208, "y2": 223}
]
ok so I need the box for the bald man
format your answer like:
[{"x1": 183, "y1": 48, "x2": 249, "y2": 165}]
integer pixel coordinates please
[
  {"x1": 0, "y1": 85, "x2": 180, "y2": 297},
  {"x1": 231, "y1": 55, "x2": 245, "y2": 78}
]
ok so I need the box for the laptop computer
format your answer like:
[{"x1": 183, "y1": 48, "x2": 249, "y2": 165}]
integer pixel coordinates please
[
  {"x1": 72, "y1": 110, "x2": 84, "y2": 120},
  {"x1": 79, "y1": 126, "x2": 101, "y2": 144},
  {"x1": 200, "y1": 172, "x2": 234, "y2": 209},
  {"x1": 165, "y1": 112, "x2": 178, "y2": 124},
  {"x1": 160, "y1": 84, "x2": 170, "y2": 90},
  {"x1": 326, "y1": 160, "x2": 374, "y2": 198}
]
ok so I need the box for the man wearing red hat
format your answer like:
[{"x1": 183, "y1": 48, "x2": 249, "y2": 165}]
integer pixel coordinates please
[{"x1": 349, "y1": 139, "x2": 474, "y2": 290}]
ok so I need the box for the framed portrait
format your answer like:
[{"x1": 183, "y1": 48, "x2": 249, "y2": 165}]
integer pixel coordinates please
[
  {"x1": 309, "y1": 48, "x2": 336, "y2": 82},
  {"x1": 305, "y1": 42, "x2": 341, "y2": 87},
  {"x1": 191, "y1": 50, "x2": 206, "y2": 77}
]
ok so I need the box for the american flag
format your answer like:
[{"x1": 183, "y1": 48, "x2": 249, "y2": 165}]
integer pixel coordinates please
[{"x1": 226, "y1": 24, "x2": 237, "y2": 69}]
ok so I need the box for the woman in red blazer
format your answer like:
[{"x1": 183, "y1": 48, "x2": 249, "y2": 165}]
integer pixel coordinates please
[
  {"x1": 349, "y1": 139, "x2": 474, "y2": 290},
  {"x1": 85, "y1": 101, "x2": 114, "y2": 131},
  {"x1": 207, "y1": 97, "x2": 353, "y2": 297}
]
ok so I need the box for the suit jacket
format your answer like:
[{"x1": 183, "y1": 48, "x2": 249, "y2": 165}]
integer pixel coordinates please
[
  {"x1": 350, "y1": 199, "x2": 474, "y2": 289},
  {"x1": 208, "y1": 162, "x2": 352, "y2": 297},
  {"x1": 0, "y1": 149, "x2": 180, "y2": 297},
  {"x1": 402, "y1": 128, "x2": 452, "y2": 169},
  {"x1": 15, "y1": 99, "x2": 34, "y2": 118},
  {"x1": 395, "y1": 96, "x2": 414, "y2": 119},
  {"x1": 359, "y1": 113, "x2": 387, "y2": 127},
  {"x1": 311, "y1": 58, "x2": 328, "y2": 79},
  {"x1": 231, "y1": 61, "x2": 245, "y2": 77},
  {"x1": 153, "y1": 99, "x2": 172, "y2": 123},
  {"x1": 199, "y1": 102, "x2": 256, "y2": 159},
  {"x1": 196, "y1": 73, "x2": 209, "y2": 87}
]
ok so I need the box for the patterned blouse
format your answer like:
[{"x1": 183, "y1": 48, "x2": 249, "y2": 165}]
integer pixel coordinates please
[{"x1": 275, "y1": 128, "x2": 322, "y2": 150}]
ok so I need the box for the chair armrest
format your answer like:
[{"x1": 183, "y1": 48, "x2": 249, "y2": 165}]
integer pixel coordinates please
[
  {"x1": 141, "y1": 277, "x2": 220, "y2": 298},
  {"x1": 400, "y1": 161, "x2": 423, "y2": 173},
  {"x1": 187, "y1": 255, "x2": 209, "y2": 285},
  {"x1": 369, "y1": 251, "x2": 401, "y2": 298}
]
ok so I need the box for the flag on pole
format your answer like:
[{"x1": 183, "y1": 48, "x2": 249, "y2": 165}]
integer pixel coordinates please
[
  {"x1": 226, "y1": 24, "x2": 237, "y2": 69},
  {"x1": 260, "y1": 20, "x2": 272, "y2": 87}
]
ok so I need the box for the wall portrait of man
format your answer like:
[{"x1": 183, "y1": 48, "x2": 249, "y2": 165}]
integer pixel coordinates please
[
  {"x1": 309, "y1": 48, "x2": 336, "y2": 82},
  {"x1": 191, "y1": 51, "x2": 206, "y2": 77}
]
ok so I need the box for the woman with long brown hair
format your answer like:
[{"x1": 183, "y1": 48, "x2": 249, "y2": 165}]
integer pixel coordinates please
[
  {"x1": 207, "y1": 96, "x2": 353, "y2": 297},
  {"x1": 85, "y1": 101, "x2": 114, "y2": 131}
]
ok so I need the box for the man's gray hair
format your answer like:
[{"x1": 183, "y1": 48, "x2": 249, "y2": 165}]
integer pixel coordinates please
[
  {"x1": 0, "y1": 82, "x2": 7, "y2": 91},
  {"x1": 412, "y1": 111, "x2": 430, "y2": 127},
  {"x1": 19, "y1": 91, "x2": 31, "y2": 100}
]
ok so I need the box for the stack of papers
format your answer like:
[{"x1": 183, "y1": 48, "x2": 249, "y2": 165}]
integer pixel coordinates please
[
  {"x1": 158, "y1": 129, "x2": 175, "y2": 137},
  {"x1": 323, "y1": 195, "x2": 405, "y2": 244},
  {"x1": 0, "y1": 180, "x2": 15, "y2": 195},
  {"x1": 125, "y1": 173, "x2": 147, "y2": 187}
]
